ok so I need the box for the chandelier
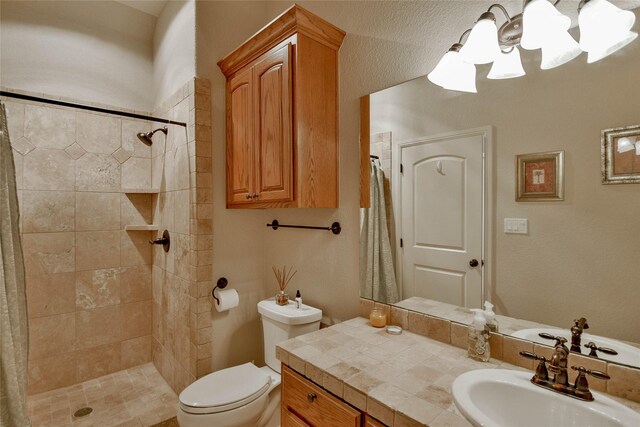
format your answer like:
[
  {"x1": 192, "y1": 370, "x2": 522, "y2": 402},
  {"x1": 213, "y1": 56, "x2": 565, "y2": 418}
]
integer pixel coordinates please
[{"x1": 427, "y1": 0, "x2": 638, "y2": 93}]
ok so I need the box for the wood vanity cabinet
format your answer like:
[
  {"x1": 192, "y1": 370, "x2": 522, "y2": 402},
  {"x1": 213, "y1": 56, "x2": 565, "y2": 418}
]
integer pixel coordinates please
[
  {"x1": 218, "y1": 5, "x2": 345, "y2": 209},
  {"x1": 282, "y1": 365, "x2": 362, "y2": 427}
]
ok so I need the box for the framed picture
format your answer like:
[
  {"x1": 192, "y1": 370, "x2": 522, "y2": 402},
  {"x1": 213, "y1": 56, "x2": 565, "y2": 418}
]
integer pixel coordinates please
[
  {"x1": 516, "y1": 150, "x2": 564, "y2": 201},
  {"x1": 601, "y1": 124, "x2": 640, "y2": 184}
]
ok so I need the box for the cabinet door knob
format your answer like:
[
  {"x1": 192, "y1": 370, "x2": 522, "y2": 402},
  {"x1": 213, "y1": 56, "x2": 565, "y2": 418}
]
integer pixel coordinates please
[{"x1": 307, "y1": 393, "x2": 317, "y2": 403}]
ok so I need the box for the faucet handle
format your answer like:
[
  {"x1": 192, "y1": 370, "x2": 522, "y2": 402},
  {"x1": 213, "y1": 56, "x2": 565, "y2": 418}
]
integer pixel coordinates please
[
  {"x1": 570, "y1": 366, "x2": 608, "y2": 401},
  {"x1": 538, "y1": 333, "x2": 568, "y2": 348},
  {"x1": 584, "y1": 342, "x2": 618, "y2": 358},
  {"x1": 571, "y1": 365, "x2": 610, "y2": 380},
  {"x1": 520, "y1": 351, "x2": 549, "y2": 382}
]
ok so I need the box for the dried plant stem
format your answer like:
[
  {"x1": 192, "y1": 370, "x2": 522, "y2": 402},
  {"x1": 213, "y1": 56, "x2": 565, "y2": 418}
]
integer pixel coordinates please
[{"x1": 272, "y1": 265, "x2": 297, "y2": 292}]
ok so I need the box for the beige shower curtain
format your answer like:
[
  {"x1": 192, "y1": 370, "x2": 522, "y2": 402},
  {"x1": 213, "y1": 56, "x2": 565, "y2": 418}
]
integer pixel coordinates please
[
  {"x1": 0, "y1": 103, "x2": 31, "y2": 427},
  {"x1": 360, "y1": 159, "x2": 399, "y2": 304}
]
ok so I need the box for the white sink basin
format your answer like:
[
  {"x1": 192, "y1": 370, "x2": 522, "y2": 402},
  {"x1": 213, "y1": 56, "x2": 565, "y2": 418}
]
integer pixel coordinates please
[
  {"x1": 511, "y1": 328, "x2": 640, "y2": 367},
  {"x1": 452, "y1": 369, "x2": 640, "y2": 427}
]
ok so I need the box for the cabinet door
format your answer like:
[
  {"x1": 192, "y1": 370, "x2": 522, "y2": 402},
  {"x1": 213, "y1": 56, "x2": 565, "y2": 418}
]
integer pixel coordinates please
[
  {"x1": 253, "y1": 43, "x2": 293, "y2": 203},
  {"x1": 227, "y1": 66, "x2": 254, "y2": 205},
  {"x1": 282, "y1": 365, "x2": 361, "y2": 427}
]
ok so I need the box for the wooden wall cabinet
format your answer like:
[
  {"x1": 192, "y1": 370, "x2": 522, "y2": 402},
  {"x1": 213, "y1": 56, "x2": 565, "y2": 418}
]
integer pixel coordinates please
[
  {"x1": 218, "y1": 5, "x2": 345, "y2": 208},
  {"x1": 281, "y1": 365, "x2": 388, "y2": 427}
]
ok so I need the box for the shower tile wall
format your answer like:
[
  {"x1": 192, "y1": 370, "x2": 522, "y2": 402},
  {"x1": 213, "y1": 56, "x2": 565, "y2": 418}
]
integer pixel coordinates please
[
  {"x1": 2, "y1": 94, "x2": 154, "y2": 394},
  {"x1": 150, "y1": 78, "x2": 214, "y2": 394}
]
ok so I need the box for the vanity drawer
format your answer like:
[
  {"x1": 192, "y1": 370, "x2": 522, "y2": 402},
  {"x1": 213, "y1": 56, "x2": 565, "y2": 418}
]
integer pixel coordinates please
[{"x1": 282, "y1": 364, "x2": 361, "y2": 427}]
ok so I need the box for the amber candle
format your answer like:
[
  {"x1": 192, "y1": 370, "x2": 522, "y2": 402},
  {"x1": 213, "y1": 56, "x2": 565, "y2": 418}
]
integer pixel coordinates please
[{"x1": 369, "y1": 308, "x2": 387, "y2": 328}]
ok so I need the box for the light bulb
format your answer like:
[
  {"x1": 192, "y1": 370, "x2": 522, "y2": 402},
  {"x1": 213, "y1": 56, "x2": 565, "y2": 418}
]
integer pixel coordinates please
[
  {"x1": 540, "y1": 28, "x2": 582, "y2": 70},
  {"x1": 460, "y1": 13, "x2": 501, "y2": 64},
  {"x1": 521, "y1": 0, "x2": 572, "y2": 50},
  {"x1": 488, "y1": 47, "x2": 526, "y2": 79},
  {"x1": 579, "y1": 0, "x2": 637, "y2": 63},
  {"x1": 428, "y1": 45, "x2": 477, "y2": 93},
  {"x1": 587, "y1": 32, "x2": 638, "y2": 63}
]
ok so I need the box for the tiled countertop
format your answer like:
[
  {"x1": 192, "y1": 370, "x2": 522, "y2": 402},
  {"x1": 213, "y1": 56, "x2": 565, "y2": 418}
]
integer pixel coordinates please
[{"x1": 276, "y1": 317, "x2": 640, "y2": 427}]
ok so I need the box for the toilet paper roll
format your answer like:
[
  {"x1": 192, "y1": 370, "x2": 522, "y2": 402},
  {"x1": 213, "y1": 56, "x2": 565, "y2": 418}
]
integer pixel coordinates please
[{"x1": 214, "y1": 288, "x2": 239, "y2": 312}]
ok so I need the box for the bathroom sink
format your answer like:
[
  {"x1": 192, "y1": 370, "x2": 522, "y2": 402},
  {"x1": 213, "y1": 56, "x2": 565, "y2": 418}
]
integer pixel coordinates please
[
  {"x1": 511, "y1": 328, "x2": 640, "y2": 366},
  {"x1": 452, "y1": 369, "x2": 640, "y2": 427}
]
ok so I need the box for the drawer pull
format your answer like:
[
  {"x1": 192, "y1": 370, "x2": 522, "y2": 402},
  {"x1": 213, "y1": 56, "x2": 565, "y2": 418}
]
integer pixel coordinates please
[{"x1": 307, "y1": 393, "x2": 317, "y2": 403}]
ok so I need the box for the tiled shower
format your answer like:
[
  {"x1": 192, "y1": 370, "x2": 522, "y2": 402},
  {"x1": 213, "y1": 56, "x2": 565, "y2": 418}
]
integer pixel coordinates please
[{"x1": 2, "y1": 77, "x2": 214, "y2": 424}]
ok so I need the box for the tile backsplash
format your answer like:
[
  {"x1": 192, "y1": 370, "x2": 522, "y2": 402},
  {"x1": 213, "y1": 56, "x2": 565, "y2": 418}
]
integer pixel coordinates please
[{"x1": 360, "y1": 298, "x2": 640, "y2": 403}]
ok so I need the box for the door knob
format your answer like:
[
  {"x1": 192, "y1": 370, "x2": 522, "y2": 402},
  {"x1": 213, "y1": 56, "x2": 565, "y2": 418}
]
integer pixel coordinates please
[
  {"x1": 469, "y1": 259, "x2": 479, "y2": 267},
  {"x1": 307, "y1": 393, "x2": 317, "y2": 403}
]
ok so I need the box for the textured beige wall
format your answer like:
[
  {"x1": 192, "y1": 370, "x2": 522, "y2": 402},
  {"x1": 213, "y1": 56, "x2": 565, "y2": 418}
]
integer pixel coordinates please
[
  {"x1": 3, "y1": 96, "x2": 154, "y2": 394},
  {"x1": 196, "y1": 1, "x2": 272, "y2": 372},
  {"x1": 153, "y1": 0, "x2": 196, "y2": 109},
  {"x1": 0, "y1": 1, "x2": 155, "y2": 111}
]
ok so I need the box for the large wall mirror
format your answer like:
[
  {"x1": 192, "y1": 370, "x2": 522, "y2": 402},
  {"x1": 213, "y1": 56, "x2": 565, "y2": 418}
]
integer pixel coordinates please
[{"x1": 359, "y1": 6, "x2": 640, "y2": 369}]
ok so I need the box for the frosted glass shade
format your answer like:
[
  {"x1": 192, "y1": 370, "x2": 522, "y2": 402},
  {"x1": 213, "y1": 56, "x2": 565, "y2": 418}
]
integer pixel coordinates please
[
  {"x1": 521, "y1": 0, "x2": 572, "y2": 50},
  {"x1": 488, "y1": 47, "x2": 526, "y2": 79},
  {"x1": 586, "y1": 32, "x2": 638, "y2": 63},
  {"x1": 540, "y1": 30, "x2": 582, "y2": 69},
  {"x1": 460, "y1": 18, "x2": 501, "y2": 64},
  {"x1": 428, "y1": 51, "x2": 477, "y2": 93},
  {"x1": 579, "y1": 0, "x2": 637, "y2": 63}
]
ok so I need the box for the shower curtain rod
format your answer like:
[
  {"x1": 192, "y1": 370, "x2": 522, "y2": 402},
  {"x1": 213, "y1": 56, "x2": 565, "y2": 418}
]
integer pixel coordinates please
[{"x1": 0, "y1": 91, "x2": 187, "y2": 127}]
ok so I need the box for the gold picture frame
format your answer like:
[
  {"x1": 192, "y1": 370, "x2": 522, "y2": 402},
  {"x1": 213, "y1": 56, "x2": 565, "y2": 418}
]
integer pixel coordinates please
[
  {"x1": 516, "y1": 150, "x2": 564, "y2": 201},
  {"x1": 601, "y1": 125, "x2": 640, "y2": 185}
]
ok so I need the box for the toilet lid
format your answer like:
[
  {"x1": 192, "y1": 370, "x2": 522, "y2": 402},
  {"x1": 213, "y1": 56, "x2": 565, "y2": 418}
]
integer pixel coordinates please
[{"x1": 179, "y1": 363, "x2": 271, "y2": 414}]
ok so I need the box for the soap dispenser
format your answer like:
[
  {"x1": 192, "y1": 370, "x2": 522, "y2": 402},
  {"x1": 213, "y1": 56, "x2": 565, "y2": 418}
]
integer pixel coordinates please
[
  {"x1": 469, "y1": 309, "x2": 491, "y2": 362},
  {"x1": 484, "y1": 301, "x2": 499, "y2": 333}
]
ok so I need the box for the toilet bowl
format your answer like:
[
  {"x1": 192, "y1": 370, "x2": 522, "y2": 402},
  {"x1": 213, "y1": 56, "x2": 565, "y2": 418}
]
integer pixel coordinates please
[{"x1": 177, "y1": 298, "x2": 322, "y2": 427}]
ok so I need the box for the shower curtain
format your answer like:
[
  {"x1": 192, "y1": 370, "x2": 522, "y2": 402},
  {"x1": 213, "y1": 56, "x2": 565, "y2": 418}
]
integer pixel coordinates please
[
  {"x1": 360, "y1": 159, "x2": 399, "y2": 304},
  {"x1": 0, "y1": 103, "x2": 31, "y2": 427}
]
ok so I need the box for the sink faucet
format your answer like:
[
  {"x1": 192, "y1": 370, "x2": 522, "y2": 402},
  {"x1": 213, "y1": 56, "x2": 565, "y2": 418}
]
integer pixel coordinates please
[
  {"x1": 520, "y1": 337, "x2": 610, "y2": 401},
  {"x1": 520, "y1": 336, "x2": 610, "y2": 401},
  {"x1": 547, "y1": 336, "x2": 570, "y2": 387},
  {"x1": 571, "y1": 317, "x2": 589, "y2": 353}
]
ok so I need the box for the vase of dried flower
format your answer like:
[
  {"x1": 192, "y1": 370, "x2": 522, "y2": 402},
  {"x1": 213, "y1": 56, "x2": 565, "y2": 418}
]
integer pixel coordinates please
[
  {"x1": 272, "y1": 265, "x2": 297, "y2": 306},
  {"x1": 276, "y1": 290, "x2": 289, "y2": 306}
]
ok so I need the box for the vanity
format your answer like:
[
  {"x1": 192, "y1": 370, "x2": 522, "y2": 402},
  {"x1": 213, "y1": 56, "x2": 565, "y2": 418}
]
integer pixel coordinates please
[{"x1": 277, "y1": 312, "x2": 640, "y2": 426}]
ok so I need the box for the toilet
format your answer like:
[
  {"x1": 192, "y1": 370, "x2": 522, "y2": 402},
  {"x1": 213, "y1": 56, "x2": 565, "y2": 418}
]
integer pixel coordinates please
[{"x1": 177, "y1": 298, "x2": 322, "y2": 427}]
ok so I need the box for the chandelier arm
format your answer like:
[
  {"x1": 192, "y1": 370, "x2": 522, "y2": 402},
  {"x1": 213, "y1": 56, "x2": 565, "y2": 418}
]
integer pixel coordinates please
[
  {"x1": 488, "y1": 4, "x2": 513, "y2": 22},
  {"x1": 577, "y1": 0, "x2": 590, "y2": 11},
  {"x1": 458, "y1": 28, "x2": 472, "y2": 44}
]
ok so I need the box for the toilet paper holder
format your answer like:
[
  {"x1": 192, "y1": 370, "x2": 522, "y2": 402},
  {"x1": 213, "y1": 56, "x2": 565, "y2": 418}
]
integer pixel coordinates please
[{"x1": 212, "y1": 277, "x2": 228, "y2": 304}]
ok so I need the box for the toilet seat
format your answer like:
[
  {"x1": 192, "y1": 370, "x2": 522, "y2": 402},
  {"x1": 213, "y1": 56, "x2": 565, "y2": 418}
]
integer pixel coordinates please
[{"x1": 179, "y1": 363, "x2": 272, "y2": 415}]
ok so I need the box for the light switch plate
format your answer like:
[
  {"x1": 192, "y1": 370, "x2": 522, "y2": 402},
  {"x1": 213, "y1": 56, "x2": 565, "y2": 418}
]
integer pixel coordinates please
[{"x1": 504, "y1": 218, "x2": 528, "y2": 234}]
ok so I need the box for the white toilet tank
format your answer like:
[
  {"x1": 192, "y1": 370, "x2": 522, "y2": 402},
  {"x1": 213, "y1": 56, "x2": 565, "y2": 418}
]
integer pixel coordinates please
[{"x1": 257, "y1": 298, "x2": 322, "y2": 373}]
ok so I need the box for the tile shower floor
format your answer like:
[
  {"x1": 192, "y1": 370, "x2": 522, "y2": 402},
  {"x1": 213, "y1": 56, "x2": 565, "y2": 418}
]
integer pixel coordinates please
[{"x1": 26, "y1": 363, "x2": 177, "y2": 427}]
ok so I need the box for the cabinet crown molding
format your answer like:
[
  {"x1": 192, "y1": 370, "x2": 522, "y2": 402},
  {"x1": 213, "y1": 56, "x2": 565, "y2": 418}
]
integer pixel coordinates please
[{"x1": 218, "y1": 4, "x2": 346, "y2": 77}]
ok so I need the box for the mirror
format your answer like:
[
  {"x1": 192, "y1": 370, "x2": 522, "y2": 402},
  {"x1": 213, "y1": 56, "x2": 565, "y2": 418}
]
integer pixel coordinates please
[{"x1": 359, "y1": 7, "x2": 640, "y2": 368}]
